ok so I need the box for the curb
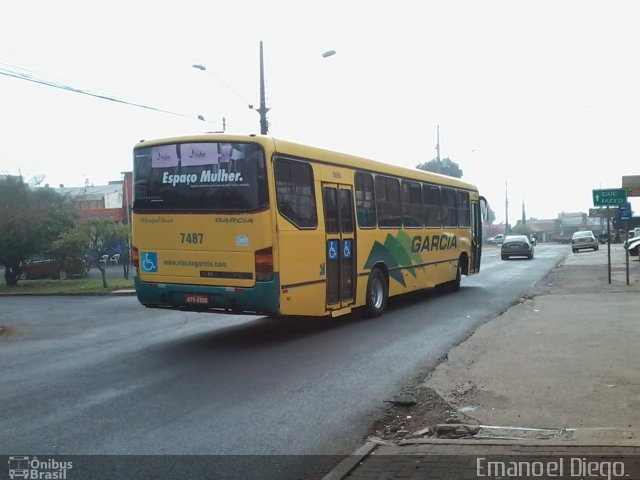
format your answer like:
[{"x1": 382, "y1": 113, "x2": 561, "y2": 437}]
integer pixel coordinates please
[
  {"x1": 0, "y1": 290, "x2": 136, "y2": 297},
  {"x1": 321, "y1": 440, "x2": 380, "y2": 480},
  {"x1": 110, "y1": 290, "x2": 136, "y2": 296},
  {"x1": 398, "y1": 437, "x2": 640, "y2": 447},
  {"x1": 314, "y1": 432, "x2": 640, "y2": 480},
  {"x1": 321, "y1": 432, "x2": 640, "y2": 479}
]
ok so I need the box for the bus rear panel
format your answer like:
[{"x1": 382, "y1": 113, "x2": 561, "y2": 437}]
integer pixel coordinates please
[{"x1": 132, "y1": 138, "x2": 280, "y2": 314}]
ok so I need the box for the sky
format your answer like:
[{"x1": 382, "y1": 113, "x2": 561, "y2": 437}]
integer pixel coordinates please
[{"x1": 2, "y1": 0, "x2": 640, "y2": 224}]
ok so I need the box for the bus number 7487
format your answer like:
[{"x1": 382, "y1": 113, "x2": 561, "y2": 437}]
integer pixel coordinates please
[{"x1": 180, "y1": 233, "x2": 204, "y2": 244}]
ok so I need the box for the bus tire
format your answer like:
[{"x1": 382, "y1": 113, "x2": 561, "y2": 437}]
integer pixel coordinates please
[{"x1": 365, "y1": 268, "x2": 387, "y2": 317}]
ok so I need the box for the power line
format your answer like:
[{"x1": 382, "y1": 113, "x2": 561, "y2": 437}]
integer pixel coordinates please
[{"x1": 0, "y1": 64, "x2": 219, "y2": 124}]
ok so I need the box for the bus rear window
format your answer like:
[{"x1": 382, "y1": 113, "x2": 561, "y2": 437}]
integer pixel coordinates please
[{"x1": 133, "y1": 142, "x2": 268, "y2": 212}]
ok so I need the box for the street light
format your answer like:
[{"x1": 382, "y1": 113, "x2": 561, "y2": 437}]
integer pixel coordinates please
[
  {"x1": 195, "y1": 43, "x2": 336, "y2": 135},
  {"x1": 194, "y1": 44, "x2": 270, "y2": 135},
  {"x1": 248, "y1": 43, "x2": 337, "y2": 135}
]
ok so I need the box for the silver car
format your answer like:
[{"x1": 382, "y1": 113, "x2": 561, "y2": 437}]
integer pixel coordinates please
[
  {"x1": 571, "y1": 231, "x2": 599, "y2": 253},
  {"x1": 501, "y1": 235, "x2": 534, "y2": 260}
]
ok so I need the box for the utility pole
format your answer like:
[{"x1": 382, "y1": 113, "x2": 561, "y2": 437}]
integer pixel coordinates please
[
  {"x1": 505, "y1": 181, "x2": 509, "y2": 235},
  {"x1": 436, "y1": 125, "x2": 441, "y2": 162},
  {"x1": 254, "y1": 41, "x2": 270, "y2": 135}
]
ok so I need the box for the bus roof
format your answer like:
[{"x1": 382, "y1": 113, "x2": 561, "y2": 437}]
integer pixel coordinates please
[{"x1": 134, "y1": 133, "x2": 479, "y2": 192}]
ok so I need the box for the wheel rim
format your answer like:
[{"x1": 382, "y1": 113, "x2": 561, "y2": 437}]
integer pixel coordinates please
[
  {"x1": 59, "y1": 269, "x2": 69, "y2": 280},
  {"x1": 370, "y1": 277, "x2": 384, "y2": 309}
]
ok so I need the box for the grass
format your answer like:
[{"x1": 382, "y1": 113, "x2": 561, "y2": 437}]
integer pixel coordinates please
[{"x1": 0, "y1": 277, "x2": 135, "y2": 295}]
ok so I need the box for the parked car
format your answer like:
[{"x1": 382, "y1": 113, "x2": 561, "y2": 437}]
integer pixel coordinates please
[
  {"x1": 501, "y1": 235, "x2": 534, "y2": 260},
  {"x1": 571, "y1": 231, "x2": 599, "y2": 253},
  {"x1": 598, "y1": 233, "x2": 610, "y2": 244},
  {"x1": 624, "y1": 236, "x2": 640, "y2": 256},
  {"x1": 19, "y1": 255, "x2": 89, "y2": 280},
  {"x1": 487, "y1": 234, "x2": 505, "y2": 245}
]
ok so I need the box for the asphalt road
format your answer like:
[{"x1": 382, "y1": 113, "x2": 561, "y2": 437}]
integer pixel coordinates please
[{"x1": 0, "y1": 244, "x2": 568, "y2": 478}]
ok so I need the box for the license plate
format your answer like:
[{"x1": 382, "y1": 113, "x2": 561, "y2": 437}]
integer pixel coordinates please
[{"x1": 185, "y1": 293, "x2": 209, "y2": 305}]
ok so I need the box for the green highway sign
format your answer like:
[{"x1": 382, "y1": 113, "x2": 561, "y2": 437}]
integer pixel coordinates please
[{"x1": 592, "y1": 188, "x2": 627, "y2": 206}]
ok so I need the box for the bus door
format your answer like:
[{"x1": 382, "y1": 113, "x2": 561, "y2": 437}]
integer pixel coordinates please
[
  {"x1": 470, "y1": 198, "x2": 485, "y2": 273},
  {"x1": 322, "y1": 184, "x2": 355, "y2": 310}
]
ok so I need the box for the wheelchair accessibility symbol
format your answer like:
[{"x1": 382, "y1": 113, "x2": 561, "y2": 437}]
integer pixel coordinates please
[
  {"x1": 342, "y1": 239, "x2": 352, "y2": 259},
  {"x1": 141, "y1": 252, "x2": 158, "y2": 273},
  {"x1": 327, "y1": 240, "x2": 339, "y2": 260}
]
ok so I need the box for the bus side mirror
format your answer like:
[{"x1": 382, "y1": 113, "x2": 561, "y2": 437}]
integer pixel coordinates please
[{"x1": 480, "y1": 197, "x2": 489, "y2": 222}]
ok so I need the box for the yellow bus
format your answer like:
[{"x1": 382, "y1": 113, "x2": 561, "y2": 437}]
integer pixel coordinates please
[{"x1": 132, "y1": 134, "x2": 486, "y2": 318}]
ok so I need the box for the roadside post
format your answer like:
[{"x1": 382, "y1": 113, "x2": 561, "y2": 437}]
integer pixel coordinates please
[
  {"x1": 592, "y1": 188, "x2": 627, "y2": 284},
  {"x1": 618, "y1": 202, "x2": 632, "y2": 285}
]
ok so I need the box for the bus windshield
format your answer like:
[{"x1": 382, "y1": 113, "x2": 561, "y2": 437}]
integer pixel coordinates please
[{"x1": 133, "y1": 141, "x2": 268, "y2": 212}]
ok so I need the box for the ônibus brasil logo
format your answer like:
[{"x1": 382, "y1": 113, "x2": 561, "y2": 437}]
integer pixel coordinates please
[{"x1": 8, "y1": 456, "x2": 73, "y2": 479}]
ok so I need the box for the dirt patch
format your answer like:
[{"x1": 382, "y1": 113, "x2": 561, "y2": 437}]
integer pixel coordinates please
[
  {"x1": 0, "y1": 325, "x2": 19, "y2": 338},
  {"x1": 368, "y1": 384, "x2": 477, "y2": 440}
]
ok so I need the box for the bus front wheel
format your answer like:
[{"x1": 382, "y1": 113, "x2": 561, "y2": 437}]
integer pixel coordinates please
[{"x1": 365, "y1": 268, "x2": 388, "y2": 317}]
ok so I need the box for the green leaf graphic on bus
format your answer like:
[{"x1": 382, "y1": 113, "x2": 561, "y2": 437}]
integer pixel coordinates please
[
  {"x1": 395, "y1": 231, "x2": 424, "y2": 267},
  {"x1": 364, "y1": 240, "x2": 404, "y2": 286},
  {"x1": 364, "y1": 233, "x2": 422, "y2": 287}
]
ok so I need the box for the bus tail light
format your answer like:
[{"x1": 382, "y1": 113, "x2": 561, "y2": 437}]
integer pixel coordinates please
[
  {"x1": 132, "y1": 246, "x2": 140, "y2": 272},
  {"x1": 255, "y1": 247, "x2": 273, "y2": 282}
]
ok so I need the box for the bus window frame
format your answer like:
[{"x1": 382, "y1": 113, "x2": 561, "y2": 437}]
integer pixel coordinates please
[
  {"x1": 401, "y1": 179, "x2": 423, "y2": 229},
  {"x1": 440, "y1": 186, "x2": 458, "y2": 228},
  {"x1": 456, "y1": 189, "x2": 471, "y2": 227},
  {"x1": 355, "y1": 171, "x2": 377, "y2": 229},
  {"x1": 374, "y1": 175, "x2": 402, "y2": 229},
  {"x1": 274, "y1": 156, "x2": 318, "y2": 230},
  {"x1": 422, "y1": 183, "x2": 442, "y2": 228}
]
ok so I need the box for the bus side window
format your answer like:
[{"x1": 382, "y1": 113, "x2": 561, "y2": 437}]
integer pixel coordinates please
[
  {"x1": 422, "y1": 184, "x2": 441, "y2": 227},
  {"x1": 375, "y1": 176, "x2": 401, "y2": 228},
  {"x1": 456, "y1": 190, "x2": 471, "y2": 227},
  {"x1": 402, "y1": 180, "x2": 423, "y2": 228},
  {"x1": 355, "y1": 172, "x2": 376, "y2": 228},
  {"x1": 274, "y1": 157, "x2": 318, "y2": 228},
  {"x1": 440, "y1": 187, "x2": 457, "y2": 227}
]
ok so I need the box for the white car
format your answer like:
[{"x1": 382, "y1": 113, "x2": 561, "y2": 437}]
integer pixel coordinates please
[
  {"x1": 571, "y1": 231, "x2": 599, "y2": 253},
  {"x1": 624, "y1": 236, "x2": 640, "y2": 256},
  {"x1": 487, "y1": 234, "x2": 504, "y2": 245}
]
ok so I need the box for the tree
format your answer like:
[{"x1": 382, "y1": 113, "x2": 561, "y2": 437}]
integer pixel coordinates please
[
  {"x1": 510, "y1": 222, "x2": 535, "y2": 236},
  {"x1": 416, "y1": 157, "x2": 463, "y2": 178},
  {"x1": 486, "y1": 204, "x2": 496, "y2": 225},
  {"x1": 0, "y1": 176, "x2": 76, "y2": 286},
  {"x1": 53, "y1": 220, "x2": 129, "y2": 288}
]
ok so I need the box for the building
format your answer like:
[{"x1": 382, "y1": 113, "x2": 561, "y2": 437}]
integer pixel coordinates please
[{"x1": 56, "y1": 173, "x2": 132, "y2": 223}]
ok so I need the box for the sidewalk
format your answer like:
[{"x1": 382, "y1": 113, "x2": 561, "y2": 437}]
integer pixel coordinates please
[{"x1": 325, "y1": 244, "x2": 640, "y2": 479}]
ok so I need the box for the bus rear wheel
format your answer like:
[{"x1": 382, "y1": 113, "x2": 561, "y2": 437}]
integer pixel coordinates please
[{"x1": 365, "y1": 268, "x2": 387, "y2": 317}]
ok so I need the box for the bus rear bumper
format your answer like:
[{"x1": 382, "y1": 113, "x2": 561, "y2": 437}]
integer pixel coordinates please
[{"x1": 134, "y1": 275, "x2": 280, "y2": 315}]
